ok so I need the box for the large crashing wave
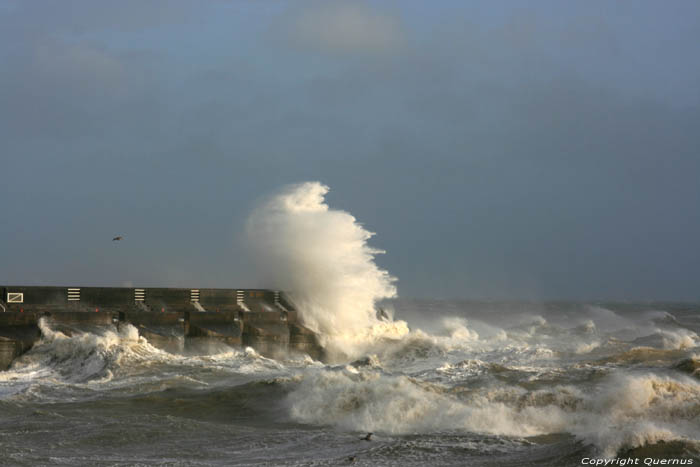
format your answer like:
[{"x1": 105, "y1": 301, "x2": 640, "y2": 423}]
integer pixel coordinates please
[
  {"x1": 286, "y1": 367, "x2": 700, "y2": 457},
  {"x1": 0, "y1": 318, "x2": 293, "y2": 402},
  {"x1": 245, "y1": 182, "x2": 408, "y2": 358}
]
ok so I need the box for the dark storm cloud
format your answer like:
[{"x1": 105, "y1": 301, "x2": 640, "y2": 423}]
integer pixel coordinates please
[{"x1": 1, "y1": 0, "x2": 698, "y2": 300}]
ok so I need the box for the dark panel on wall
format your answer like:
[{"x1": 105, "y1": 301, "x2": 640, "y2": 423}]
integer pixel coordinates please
[
  {"x1": 241, "y1": 311, "x2": 287, "y2": 325},
  {"x1": 145, "y1": 288, "x2": 190, "y2": 308},
  {"x1": 80, "y1": 288, "x2": 133, "y2": 306},
  {"x1": 244, "y1": 290, "x2": 275, "y2": 302},
  {"x1": 197, "y1": 289, "x2": 237, "y2": 306}
]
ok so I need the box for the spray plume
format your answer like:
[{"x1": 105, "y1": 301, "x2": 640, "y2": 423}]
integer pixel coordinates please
[{"x1": 245, "y1": 182, "x2": 407, "y2": 358}]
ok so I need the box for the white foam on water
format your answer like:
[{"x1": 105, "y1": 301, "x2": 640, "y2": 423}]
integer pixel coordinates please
[
  {"x1": 631, "y1": 328, "x2": 699, "y2": 350},
  {"x1": 0, "y1": 319, "x2": 188, "y2": 389},
  {"x1": 576, "y1": 372, "x2": 700, "y2": 456},
  {"x1": 286, "y1": 367, "x2": 569, "y2": 436},
  {"x1": 285, "y1": 366, "x2": 700, "y2": 457},
  {"x1": 0, "y1": 318, "x2": 312, "y2": 401}
]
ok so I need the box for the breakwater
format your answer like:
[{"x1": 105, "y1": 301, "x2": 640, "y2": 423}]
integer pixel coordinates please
[{"x1": 0, "y1": 286, "x2": 322, "y2": 369}]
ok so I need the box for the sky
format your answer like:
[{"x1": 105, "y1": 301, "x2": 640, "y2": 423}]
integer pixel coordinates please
[{"x1": 1, "y1": 0, "x2": 699, "y2": 301}]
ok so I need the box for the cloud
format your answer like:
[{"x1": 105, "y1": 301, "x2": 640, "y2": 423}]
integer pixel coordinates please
[
  {"x1": 285, "y1": 1, "x2": 403, "y2": 54},
  {"x1": 33, "y1": 43, "x2": 128, "y2": 93},
  {"x1": 0, "y1": 0, "x2": 194, "y2": 36},
  {"x1": 0, "y1": 38, "x2": 162, "y2": 146}
]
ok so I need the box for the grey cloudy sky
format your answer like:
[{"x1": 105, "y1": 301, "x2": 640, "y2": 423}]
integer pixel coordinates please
[{"x1": 1, "y1": 0, "x2": 699, "y2": 300}]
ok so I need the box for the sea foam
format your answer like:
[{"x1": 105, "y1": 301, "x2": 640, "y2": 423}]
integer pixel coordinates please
[{"x1": 245, "y1": 181, "x2": 408, "y2": 359}]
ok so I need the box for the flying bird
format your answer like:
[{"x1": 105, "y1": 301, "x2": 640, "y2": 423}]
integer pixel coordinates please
[{"x1": 112, "y1": 236, "x2": 124, "y2": 241}]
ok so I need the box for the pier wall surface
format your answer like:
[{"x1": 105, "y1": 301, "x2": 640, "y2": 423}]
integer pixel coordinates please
[{"x1": 0, "y1": 286, "x2": 323, "y2": 369}]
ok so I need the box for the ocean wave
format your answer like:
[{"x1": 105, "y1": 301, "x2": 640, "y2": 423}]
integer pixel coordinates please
[
  {"x1": 245, "y1": 181, "x2": 406, "y2": 360},
  {"x1": 674, "y1": 354, "x2": 700, "y2": 378},
  {"x1": 285, "y1": 367, "x2": 700, "y2": 457},
  {"x1": 631, "y1": 329, "x2": 699, "y2": 350},
  {"x1": 0, "y1": 319, "x2": 313, "y2": 402}
]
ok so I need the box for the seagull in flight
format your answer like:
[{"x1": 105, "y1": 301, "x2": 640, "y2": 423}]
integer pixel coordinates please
[{"x1": 112, "y1": 236, "x2": 124, "y2": 242}]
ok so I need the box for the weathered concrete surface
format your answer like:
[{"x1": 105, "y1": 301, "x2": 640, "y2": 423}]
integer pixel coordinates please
[
  {"x1": 284, "y1": 311, "x2": 325, "y2": 360},
  {"x1": 0, "y1": 286, "x2": 325, "y2": 368},
  {"x1": 241, "y1": 311, "x2": 291, "y2": 358},
  {"x1": 289, "y1": 323, "x2": 325, "y2": 361},
  {"x1": 185, "y1": 311, "x2": 243, "y2": 352},
  {"x1": 142, "y1": 288, "x2": 190, "y2": 312},
  {"x1": 186, "y1": 311, "x2": 242, "y2": 340},
  {"x1": 120, "y1": 311, "x2": 185, "y2": 354},
  {"x1": 0, "y1": 312, "x2": 41, "y2": 370}
]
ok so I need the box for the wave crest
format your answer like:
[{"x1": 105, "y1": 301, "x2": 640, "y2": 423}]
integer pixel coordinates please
[
  {"x1": 286, "y1": 367, "x2": 700, "y2": 457},
  {"x1": 245, "y1": 182, "x2": 408, "y2": 359}
]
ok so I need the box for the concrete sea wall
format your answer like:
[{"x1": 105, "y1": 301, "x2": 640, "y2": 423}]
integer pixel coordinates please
[{"x1": 0, "y1": 286, "x2": 323, "y2": 370}]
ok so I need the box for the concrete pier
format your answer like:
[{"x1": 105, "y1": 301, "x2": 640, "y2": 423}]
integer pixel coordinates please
[
  {"x1": 0, "y1": 286, "x2": 323, "y2": 370},
  {"x1": 0, "y1": 312, "x2": 41, "y2": 371}
]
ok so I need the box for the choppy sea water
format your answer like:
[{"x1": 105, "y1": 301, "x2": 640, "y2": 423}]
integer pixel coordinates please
[{"x1": 1, "y1": 300, "x2": 699, "y2": 466}]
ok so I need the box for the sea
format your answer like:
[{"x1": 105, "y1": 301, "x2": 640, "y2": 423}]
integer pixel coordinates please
[{"x1": 0, "y1": 299, "x2": 698, "y2": 467}]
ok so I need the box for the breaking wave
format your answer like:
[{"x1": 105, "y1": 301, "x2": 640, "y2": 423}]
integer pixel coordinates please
[
  {"x1": 274, "y1": 301, "x2": 700, "y2": 457},
  {"x1": 2, "y1": 181, "x2": 699, "y2": 465},
  {"x1": 245, "y1": 181, "x2": 409, "y2": 359},
  {"x1": 0, "y1": 318, "x2": 300, "y2": 402},
  {"x1": 286, "y1": 366, "x2": 700, "y2": 457},
  {"x1": 1, "y1": 302, "x2": 698, "y2": 461},
  {"x1": 4, "y1": 318, "x2": 147, "y2": 385}
]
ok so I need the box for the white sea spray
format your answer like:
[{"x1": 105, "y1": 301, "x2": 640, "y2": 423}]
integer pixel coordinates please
[{"x1": 245, "y1": 181, "x2": 409, "y2": 359}]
